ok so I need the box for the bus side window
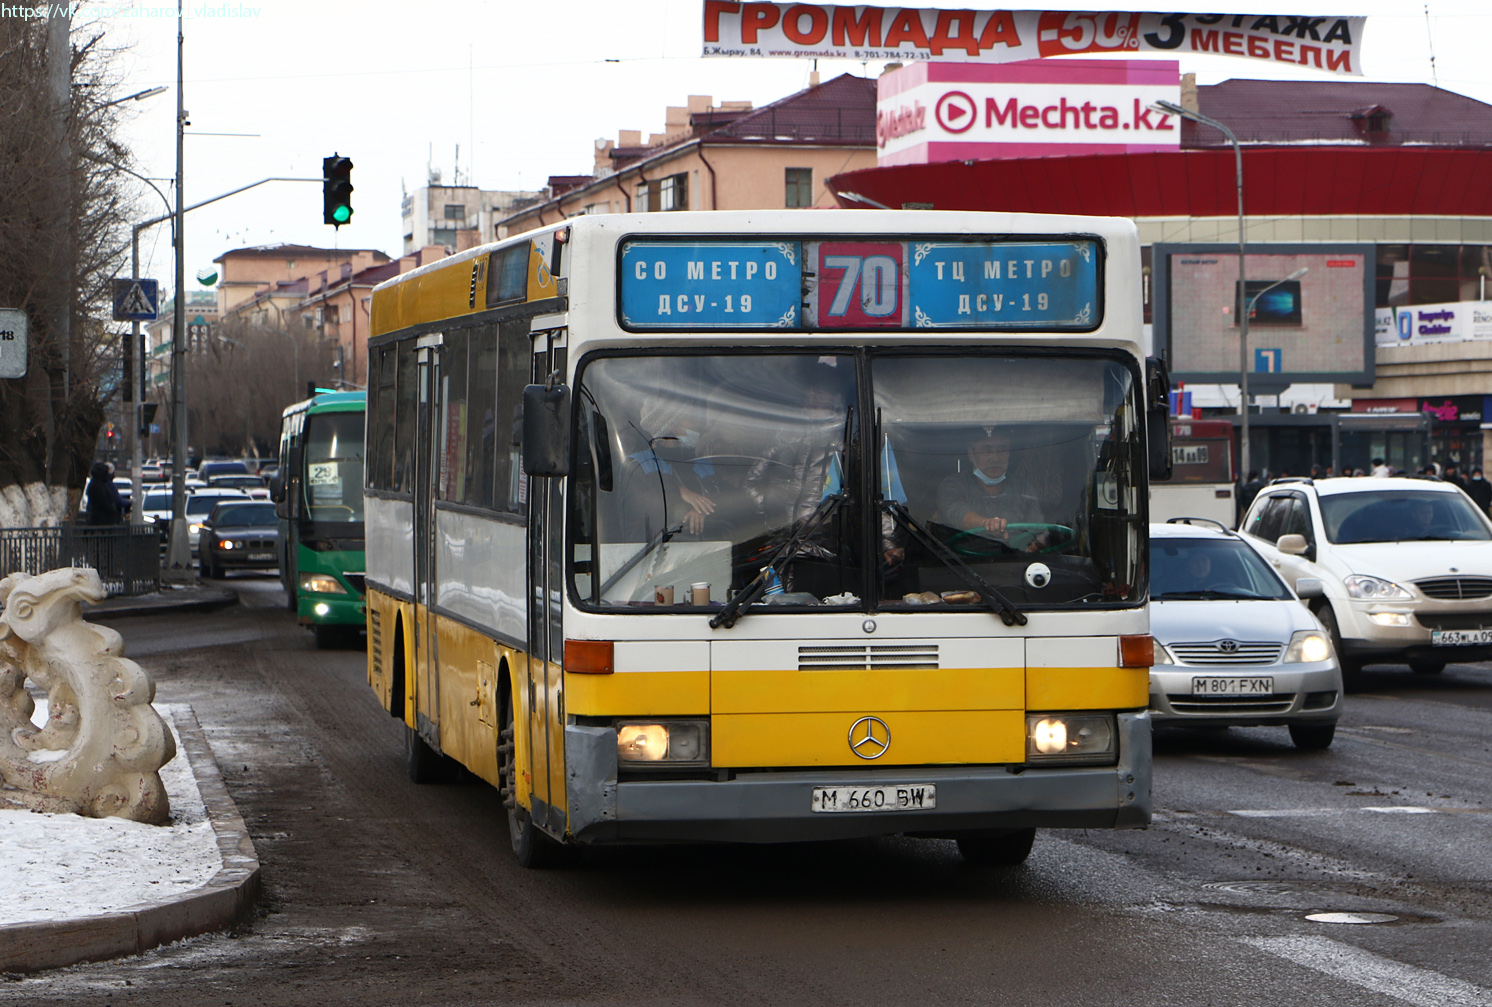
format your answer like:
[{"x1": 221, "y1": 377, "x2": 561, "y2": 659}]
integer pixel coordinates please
[
  {"x1": 368, "y1": 346, "x2": 397, "y2": 490},
  {"x1": 440, "y1": 330, "x2": 471, "y2": 502},
  {"x1": 461, "y1": 326, "x2": 495, "y2": 509},
  {"x1": 393, "y1": 338, "x2": 417, "y2": 494},
  {"x1": 494, "y1": 318, "x2": 529, "y2": 514}
]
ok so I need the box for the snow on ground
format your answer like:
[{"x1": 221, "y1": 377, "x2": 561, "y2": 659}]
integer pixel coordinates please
[{"x1": 0, "y1": 702, "x2": 223, "y2": 926}]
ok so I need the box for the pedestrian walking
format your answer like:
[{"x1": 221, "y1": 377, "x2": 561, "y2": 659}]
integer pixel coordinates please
[{"x1": 1468, "y1": 468, "x2": 1492, "y2": 515}]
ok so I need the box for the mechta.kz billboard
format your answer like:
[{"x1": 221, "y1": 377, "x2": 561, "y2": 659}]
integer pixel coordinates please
[{"x1": 877, "y1": 58, "x2": 1180, "y2": 166}]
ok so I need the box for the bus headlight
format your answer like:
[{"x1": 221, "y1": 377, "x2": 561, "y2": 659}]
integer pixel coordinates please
[
  {"x1": 1026, "y1": 713, "x2": 1116, "y2": 765},
  {"x1": 1284, "y1": 630, "x2": 1332, "y2": 663},
  {"x1": 299, "y1": 573, "x2": 347, "y2": 594},
  {"x1": 615, "y1": 720, "x2": 709, "y2": 766}
]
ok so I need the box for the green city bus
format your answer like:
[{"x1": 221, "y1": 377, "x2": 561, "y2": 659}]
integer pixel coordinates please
[{"x1": 273, "y1": 391, "x2": 367, "y2": 648}]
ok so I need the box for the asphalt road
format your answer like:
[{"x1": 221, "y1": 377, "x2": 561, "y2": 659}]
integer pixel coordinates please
[{"x1": 4, "y1": 574, "x2": 1491, "y2": 1006}]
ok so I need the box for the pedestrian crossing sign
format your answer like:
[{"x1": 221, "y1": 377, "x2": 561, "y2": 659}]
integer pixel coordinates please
[{"x1": 113, "y1": 278, "x2": 160, "y2": 321}]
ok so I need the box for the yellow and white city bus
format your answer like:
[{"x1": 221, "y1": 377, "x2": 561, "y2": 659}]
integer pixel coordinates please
[{"x1": 363, "y1": 210, "x2": 1172, "y2": 867}]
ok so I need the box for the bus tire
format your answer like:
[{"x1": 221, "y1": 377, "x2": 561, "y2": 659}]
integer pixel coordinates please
[
  {"x1": 404, "y1": 724, "x2": 448, "y2": 784},
  {"x1": 955, "y1": 828, "x2": 1036, "y2": 867},
  {"x1": 499, "y1": 695, "x2": 563, "y2": 869}
]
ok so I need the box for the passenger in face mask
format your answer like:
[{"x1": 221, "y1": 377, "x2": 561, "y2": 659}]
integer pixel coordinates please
[{"x1": 937, "y1": 427, "x2": 1046, "y2": 552}]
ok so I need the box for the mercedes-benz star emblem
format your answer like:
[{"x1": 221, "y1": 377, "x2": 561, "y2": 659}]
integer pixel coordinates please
[
  {"x1": 1218, "y1": 639, "x2": 1239, "y2": 653},
  {"x1": 848, "y1": 716, "x2": 891, "y2": 760}
]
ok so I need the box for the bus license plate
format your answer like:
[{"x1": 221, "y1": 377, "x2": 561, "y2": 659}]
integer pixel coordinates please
[
  {"x1": 810, "y1": 785, "x2": 936, "y2": 813},
  {"x1": 1432, "y1": 629, "x2": 1492, "y2": 646},
  {"x1": 1192, "y1": 676, "x2": 1273, "y2": 695}
]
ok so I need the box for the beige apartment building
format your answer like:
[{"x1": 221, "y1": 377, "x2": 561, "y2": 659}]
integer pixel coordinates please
[
  {"x1": 401, "y1": 183, "x2": 545, "y2": 254},
  {"x1": 297, "y1": 245, "x2": 449, "y2": 389},
  {"x1": 212, "y1": 244, "x2": 391, "y2": 318},
  {"x1": 497, "y1": 73, "x2": 878, "y2": 236}
]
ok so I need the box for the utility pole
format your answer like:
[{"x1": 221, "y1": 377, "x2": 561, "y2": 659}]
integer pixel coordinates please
[
  {"x1": 46, "y1": 9, "x2": 70, "y2": 488},
  {"x1": 165, "y1": 10, "x2": 191, "y2": 578}
]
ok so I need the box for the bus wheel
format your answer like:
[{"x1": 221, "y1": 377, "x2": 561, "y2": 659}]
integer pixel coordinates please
[
  {"x1": 404, "y1": 724, "x2": 448, "y2": 784},
  {"x1": 955, "y1": 828, "x2": 1036, "y2": 867},
  {"x1": 499, "y1": 700, "x2": 562, "y2": 869}
]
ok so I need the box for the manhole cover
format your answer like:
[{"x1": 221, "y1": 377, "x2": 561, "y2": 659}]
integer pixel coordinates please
[{"x1": 1306, "y1": 912, "x2": 1399, "y2": 924}]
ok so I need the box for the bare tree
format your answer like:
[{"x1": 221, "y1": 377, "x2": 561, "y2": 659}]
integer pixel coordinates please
[
  {"x1": 0, "y1": 15, "x2": 138, "y2": 525},
  {"x1": 144, "y1": 319, "x2": 332, "y2": 462}
]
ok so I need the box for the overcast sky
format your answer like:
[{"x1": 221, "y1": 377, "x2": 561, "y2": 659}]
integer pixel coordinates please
[{"x1": 93, "y1": 1, "x2": 1492, "y2": 300}]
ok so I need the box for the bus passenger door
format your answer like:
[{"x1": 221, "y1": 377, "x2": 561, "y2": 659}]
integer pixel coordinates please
[
  {"x1": 526, "y1": 329, "x2": 567, "y2": 833},
  {"x1": 413, "y1": 335, "x2": 442, "y2": 748}
]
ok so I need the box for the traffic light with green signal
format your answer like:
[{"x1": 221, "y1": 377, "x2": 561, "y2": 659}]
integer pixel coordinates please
[{"x1": 322, "y1": 154, "x2": 354, "y2": 227}]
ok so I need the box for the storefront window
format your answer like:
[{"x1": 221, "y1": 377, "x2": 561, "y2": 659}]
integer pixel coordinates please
[{"x1": 1375, "y1": 244, "x2": 1492, "y2": 308}]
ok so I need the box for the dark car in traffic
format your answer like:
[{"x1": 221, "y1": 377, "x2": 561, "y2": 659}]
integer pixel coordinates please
[{"x1": 199, "y1": 501, "x2": 280, "y2": 579}]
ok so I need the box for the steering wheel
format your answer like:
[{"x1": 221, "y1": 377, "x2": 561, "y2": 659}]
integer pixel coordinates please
[{"x1": 947, "y1": 522, "x2": 1075, "y2": 556}]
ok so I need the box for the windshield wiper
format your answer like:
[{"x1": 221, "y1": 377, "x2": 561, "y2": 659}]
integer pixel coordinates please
[
  {"x1": 882, "y1": 501, "x2": 1027, "y2": 627},
  {"x1": 710, "y1": 493, "x2": 845, "y2": 630},
  {"x1": 1154, "y1": 589, "x2": 1259, "y2": 601}
]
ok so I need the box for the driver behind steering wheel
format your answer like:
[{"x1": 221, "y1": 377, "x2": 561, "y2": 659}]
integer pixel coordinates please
[{"x1": 937, "y1": 426, "x2": 1048, "y2": 553}]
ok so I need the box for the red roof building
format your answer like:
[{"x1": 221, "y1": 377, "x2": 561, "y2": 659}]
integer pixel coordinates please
[{"x1": 831, "y1": 75, "x2": 1492, "y2": 475}]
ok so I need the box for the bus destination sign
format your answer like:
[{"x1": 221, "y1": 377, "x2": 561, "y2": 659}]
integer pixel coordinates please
[
  {"x1": 618, "y1": 237, "x2": 1100, "y2": 332},
  {"x1": 620, "y1": 240, "x2": 803, "y2": 328}
]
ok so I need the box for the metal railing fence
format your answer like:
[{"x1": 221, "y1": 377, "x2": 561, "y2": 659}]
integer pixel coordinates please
[{"x1": 0, "y1": 525, "x2": 163, "y2": 597}]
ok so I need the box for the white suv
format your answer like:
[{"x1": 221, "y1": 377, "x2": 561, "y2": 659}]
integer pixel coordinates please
[{"x1": 1241, "y1": 476, "x2": 1492, "y2": 678}]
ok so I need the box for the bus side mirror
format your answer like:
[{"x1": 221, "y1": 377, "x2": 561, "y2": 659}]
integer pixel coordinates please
[
  {"x1": 1146, "y1": 356, "x2": 1174, "y2": 482},
  {"x1": 522, "y1": 383, "x2": 571, "y2": 477},
  {"x1": 268, "y1": 471, "x2": 285, "y2": 503}
]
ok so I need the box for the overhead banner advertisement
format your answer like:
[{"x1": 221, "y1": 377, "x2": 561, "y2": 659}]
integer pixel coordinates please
[{"x1": 702, "y1": 5, "x2": 1365, "y2": 75}]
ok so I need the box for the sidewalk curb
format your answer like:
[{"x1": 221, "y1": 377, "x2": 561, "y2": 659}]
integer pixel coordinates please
[
  {"x1": 83, "y1": 586, "x2": 239, "y2": 619},
  {"x1": 0, "y1": 707, "x2": 261, "y2": 974}
]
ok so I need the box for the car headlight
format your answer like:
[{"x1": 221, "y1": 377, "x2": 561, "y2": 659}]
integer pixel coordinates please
[
  {"x1": 1284, "y1": 629, "x2": 1332, "y2": 663},
  {"x1": 189, "y1": 522, "x2": 203, "y2": 534},
  {"x1": 615, "y1": 720, "x2": 709, "y2": 766},
  {"x1": 299, "y1": 573, "x2": 347, "y2": 594},
  {"x1": 218, "y1": 540, "x2": 234, "y2": 550},
  {"x1": 1025, "y1": 713, "x2": 1117, "y2": 765},
  {"x1": 1152, "y1": 641, "x2": 1178, "y2": 666},
  {"x1": 1344, "y1": 575, "x2": 1412, "y2": 600}
]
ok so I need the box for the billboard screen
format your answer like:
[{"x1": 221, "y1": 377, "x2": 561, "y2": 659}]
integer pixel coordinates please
[{"x1": 1155, "y1": 243, "x2": 1374, "y2": 386}]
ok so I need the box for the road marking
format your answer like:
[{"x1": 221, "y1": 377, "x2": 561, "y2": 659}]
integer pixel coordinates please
[
  {"x1": 1244, "y1": 935, "x2": 1492, "y2": 1007},
  {"x1": 1223, "y1": 807, "x2": 1483, "y2": 818}
]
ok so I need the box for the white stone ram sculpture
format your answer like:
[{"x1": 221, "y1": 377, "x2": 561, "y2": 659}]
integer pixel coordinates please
[{"x1": 0, "y1": 567, "x2": 175, "y2": 823}]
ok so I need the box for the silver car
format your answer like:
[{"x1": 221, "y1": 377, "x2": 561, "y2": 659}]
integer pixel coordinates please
[{"x1": 1149, "y1": 522, "x2": 1343, "y2": 749}]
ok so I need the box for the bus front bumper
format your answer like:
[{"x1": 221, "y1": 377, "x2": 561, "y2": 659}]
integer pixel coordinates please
[
  {"x1": 563, "y1": 711, "x2": 1151, "y2": 845},
  {"x1": 297, "y1": 593, "x2": 365, "y2": 627}
]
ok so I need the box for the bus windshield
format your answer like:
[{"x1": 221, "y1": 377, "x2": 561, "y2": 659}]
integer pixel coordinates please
[
  {"x1": 302, "y1": 411, "x2": 365, "y2": 524},
  {"x1": 570, "y1": 351, "x2": 1142, "y2": 611}
]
